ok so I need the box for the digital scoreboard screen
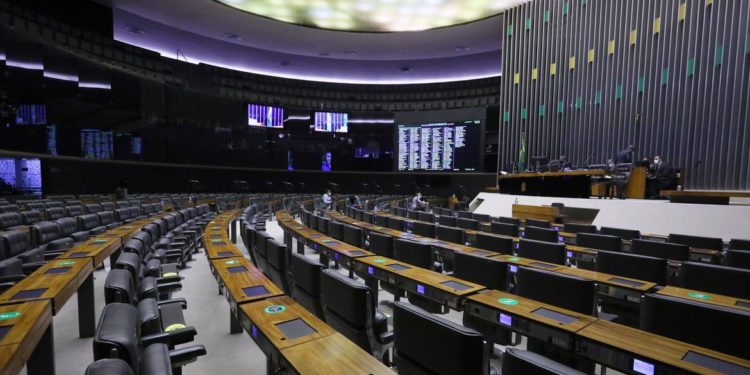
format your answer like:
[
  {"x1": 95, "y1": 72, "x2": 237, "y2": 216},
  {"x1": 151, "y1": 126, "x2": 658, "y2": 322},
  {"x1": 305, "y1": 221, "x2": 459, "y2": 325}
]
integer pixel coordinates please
[
  {"x1": 396, "y1": 120, "x2": 481, "y2": 171},
  {"x1": 80, "y1": 129, "x2": 113, "y2": 159},
  {"x1": 248, "y1": 103, "x2": 284, "y2": 128},
  {"x1": 314, "y1": 112, "x2": 348, "y2": 133}
]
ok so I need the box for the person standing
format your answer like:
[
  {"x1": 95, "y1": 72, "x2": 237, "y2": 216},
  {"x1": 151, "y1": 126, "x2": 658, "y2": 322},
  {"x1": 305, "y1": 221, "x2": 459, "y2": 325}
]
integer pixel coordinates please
[{"x1": 616, "y1": 145, "x2": 635, "y2": 164}]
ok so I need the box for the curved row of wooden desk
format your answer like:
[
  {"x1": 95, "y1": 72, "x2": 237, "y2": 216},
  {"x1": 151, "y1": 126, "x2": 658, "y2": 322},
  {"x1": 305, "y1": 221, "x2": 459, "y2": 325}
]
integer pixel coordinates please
[
  {"x1": 0, "y1": 212, "x2": 169, "y2": 375},
  {"x1": 203, "y1": 210, "x2": 393, "y2": 375},
  {"x1": 280, "y1": 209, "x2": 750, "y2": 375}
]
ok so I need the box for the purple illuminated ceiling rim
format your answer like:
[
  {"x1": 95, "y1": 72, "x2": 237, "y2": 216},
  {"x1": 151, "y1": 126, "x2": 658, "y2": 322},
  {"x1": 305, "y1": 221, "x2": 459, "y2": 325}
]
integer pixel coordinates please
[{"x1": 112, "y1": 7, "x2": 503, "y2": 85}]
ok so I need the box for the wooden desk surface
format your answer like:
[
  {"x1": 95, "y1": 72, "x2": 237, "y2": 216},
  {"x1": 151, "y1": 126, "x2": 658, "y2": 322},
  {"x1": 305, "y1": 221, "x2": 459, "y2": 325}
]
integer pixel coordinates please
[
  {"x1": 578, "y1": 319, "x2": 750, "y2": 375},
  {"x1": 58, "y1": 236, "x2": 121, "y2": 266},
  {"x1": 660, "y1": 190, "x2": 750, "y2": 198},
  {"x1": 0, "y1": 301, "x2": 53, "y2": 375},
  {"x1": 281, "y1": 333, "x2": 394, "y2": 375},
  {"x1": 356, "y1": 256, "x2": 485, "y2": 297},
  {"x1": 468, "y1": 289, "x2": 597, "y2": 333},
  {"x1": 279, "y1": 217, "x2": 376, "y2": 259},
  {"x1": 215, "y1": 261, "x2": 284, "y2": 305},
  {"x1": 0, "y1": 258, "x2": 93, "y2": 314},
  {"x1": 557, "y1": 267, "x2": 657, "y2": 292},
  {"x1": 656, "y1": 286, "x2": 750, "y2": 313},
  {"x1": 499, "y1": 169, "x2": 607, "y2": 179},
  {"x1": 210, "y1": 256, "x2": 262, "y2": 276},
  {"x1": 205, "y1": 238, "x2": 243, "y2": 259},
  {"x1": 239, "y1": 296, "x2": 335, "y2": 351}
]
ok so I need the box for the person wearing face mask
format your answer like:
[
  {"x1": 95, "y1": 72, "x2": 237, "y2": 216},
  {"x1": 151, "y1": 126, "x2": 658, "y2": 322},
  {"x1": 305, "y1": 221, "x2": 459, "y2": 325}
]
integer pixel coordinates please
[
  {"x1": 647, "y1": 155, "x2": 675, "y2": 199},
  {"x1": 411, "y1": 191, "x2": 428, "y2": 212}
]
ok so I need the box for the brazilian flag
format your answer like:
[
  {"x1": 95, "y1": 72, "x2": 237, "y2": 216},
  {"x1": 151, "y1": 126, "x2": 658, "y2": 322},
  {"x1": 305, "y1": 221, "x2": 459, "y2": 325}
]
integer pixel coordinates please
[{"x1": 518, "y1": 131, "x2": 527, "y2": 171}]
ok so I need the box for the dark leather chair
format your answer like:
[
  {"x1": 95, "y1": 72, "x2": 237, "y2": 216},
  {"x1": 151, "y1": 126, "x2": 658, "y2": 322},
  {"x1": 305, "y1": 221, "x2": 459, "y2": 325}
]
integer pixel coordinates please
[
  {"x1": 456, "y1": 217, "x2": 480, "y2": 230},
  {"x1": 454, "y1": 252, "x2": 507, "y2": 291},
  {"x1": 115, "y1": 208, "x2": 132, "y2": 223},
  {"x1": 596, "y1": 250, "x2": 667, "y2": 285},
  {"x1": 54, "y1": 217, "x2": 87, "y2": 242},
  {"x1": 85, "y1": 204, "x2": 104, "y2": 214},
  {"x1": 576, "y1": 232, "x2": 622, "y2": 251},
  {"x1": 30, "y1": 221, "x2": 73, "y2": 253},
  {"x1": 516, "y1": 238, "x2": 567, "y2": 265},
  {"x1": 374, "y1": 215, "x2": 388, "y2": 227},
  {"x1": 725, "y1": 250, "x2": 750, "y2": 270},
  {"x1": 730, "y1": 239, "x2": 750, "y2": 250},
  {"x1": 562, "y1": 223, "x2": 597, "y2": 234},
  {"x1": 84, "y1": 358, "x2": 134, "y2": 375},
  {"x1": 101, "y1": 202, "x2": 116, "y2": 211},
  {"x1": 44, "y1": 207, "x2": 66, "y2": 221},
  {"x1": 387, "y1": 217, "x2": 405, "y2": 231},
  {"x1": 289, "y1": 253, "x2": 324, "y2": 319},
  {"x1": 490, "y1": 222, "x2": 519, "y2": 237},
  {"x1": 668, "y1": 233, "x2": 723, "y2": 251},
  {"x1": 0, "y1": 212, "x2": 23, "y2": 231},
  {"x1": 501, "y1": 348, "x2": 587, "y2": 375},
  {"x1": 320, "y1": 269, "x2": 393, "y2": 362},
  {"x1": 523, "y1": 226, "x2": 559, "y2": 243},
  {"x1": 78, "y1": 214, "x2": 106, "y2": 235},
  {"x1": 411, "y1": 221, "x2": 436, "y2": 238},
  {"x1": 475, "y1": 232, "x2": 514, "y2": 255},
  {"x1": 97, "y1": 211, "x2": 118, "y2": 229},
  {"x1": 600, "y1": 226, "x2": 640, "y2": 240},
  {"x1": 631, "y1": 239, "x2": 689, "y2": 261},
  {"x1": 524, "y1": 218, "x2": 551, "y2": 228},
  {"x1": 435, "y1": 225, "x2": 465, "y2": 245},
  {"x1": 438, "y1": 215, "x2": 456, "y2": 227},
  {"x1": 678, "y1": 262, "x2": 750, "y2": 299},
  {"x1": 19, "y1": 210, "x2": 42, "y2": 226},
  {"x1": 93, "y1": 303, "x2": 206, "y2": 374},
  {"x1": 65, "y1": 205, "x2": 84, "y2": 217},
  {"x1": 497, "y1": 216, "x2": 520, "y2": 226},
  {"x1": 265, "y1": 239, "x2": 290, "y2": 294}
]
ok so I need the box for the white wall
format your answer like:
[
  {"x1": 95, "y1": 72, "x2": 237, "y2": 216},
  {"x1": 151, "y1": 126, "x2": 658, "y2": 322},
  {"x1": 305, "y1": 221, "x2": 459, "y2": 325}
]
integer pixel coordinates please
[{"x1": 472, "y1": 193, "x2": 750, "y2": 241}]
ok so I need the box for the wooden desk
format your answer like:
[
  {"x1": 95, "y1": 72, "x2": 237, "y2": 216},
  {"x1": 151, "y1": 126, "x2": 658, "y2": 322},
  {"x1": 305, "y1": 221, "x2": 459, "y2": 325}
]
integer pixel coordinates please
[
  {"x1": 656, "y1": 286, "x2": 750, "y2": 313},
  {"x1": 466, "y1": 289, "x2": 597, "y2": 351},
  {"x1": 499, "y1": 170, "x2": 606, "y2": 198},
  {"x1": 58, "y1": 236, "x2": 121, "y2": 267},
  {"x1": 512, "y1": 204, "x2": 562, "y2": 223},
  {"x1": 0, "y1": 301, "x2": 54, "y2": 375},
  {"x1": 204, "y1": 238, "x2": 243, "y2": 260},
  {"x1": 0, "y1": 257, "x2": 95, "y2": 338},
  {"x1": 280, "y1": 333, "x2": 394, "y2": 375},
  {"x1": 353, "y1": 256, "x2": 485, "y2": 310},
  {"x1": 557, "y1": 267, "x2": 656, "y2": 309},
  {"x1": 211, "y1": 257, "x2": 283, "y2": 334},
  {"x1": 577, "y1": 320, "x2": 750, "y2": 375},
  {"x1": 238, "y1": 296, "x2": 335, "y2": 368},
  {"x1": 500, "y1": 169, "x2": 608, "y2": 179}
]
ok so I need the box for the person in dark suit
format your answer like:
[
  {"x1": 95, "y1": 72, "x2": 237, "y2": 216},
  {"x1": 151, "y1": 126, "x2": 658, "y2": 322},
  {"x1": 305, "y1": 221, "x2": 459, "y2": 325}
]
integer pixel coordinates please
[
  {"x1": 647, "y1": 155, "x2": 675, "y2": 199},
  {"x1": 616, "y1": 145, "x2": 635, "y2": 164}
]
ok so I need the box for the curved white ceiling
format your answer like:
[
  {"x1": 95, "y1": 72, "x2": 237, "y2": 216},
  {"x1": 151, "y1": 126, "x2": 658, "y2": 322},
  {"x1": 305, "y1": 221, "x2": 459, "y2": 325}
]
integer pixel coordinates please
[{"x1": 109, "y1": 0, "x2": 522, "y2": 84}]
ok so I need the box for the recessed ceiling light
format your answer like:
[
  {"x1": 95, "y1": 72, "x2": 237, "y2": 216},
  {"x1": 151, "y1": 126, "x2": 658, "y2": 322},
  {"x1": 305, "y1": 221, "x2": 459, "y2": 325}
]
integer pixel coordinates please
[
  {"x1": 124, "y1": 25, "x2": 145, "y2": 35},
  {"x1": 224, "y1": 32, "x2": 243, "y2": 41}
]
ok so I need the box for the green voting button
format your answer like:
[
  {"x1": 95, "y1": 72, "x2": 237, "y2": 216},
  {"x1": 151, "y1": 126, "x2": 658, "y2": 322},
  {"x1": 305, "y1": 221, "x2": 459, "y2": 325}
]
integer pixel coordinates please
[
  {"x1": 225, "y1": 260, "x2": 239, "y2": 265},
  {"x1": 498, "y1": 298, "x2": 519, "y2": 306},
  {"x1": 57, "y1": 261, "x2": 76, "y2": 266},
  {"x1": 0, "y1": 311, "x2": 21, "y2": 321},
  {"x1": 508, "y1": 257, "x2": 521, "y2": 262},
  {"x1": 687, "y1": 292, "x2": 711, "y2": 300},
  {"x1": 92, "y1": 240, "x2": 108, "y2": 244},
  {"x1": 374, "y1": 259, "x2": 386, "y2": 263},
  {"x1": 264, "y1": 305, "x2": 286, "y2": 314}
]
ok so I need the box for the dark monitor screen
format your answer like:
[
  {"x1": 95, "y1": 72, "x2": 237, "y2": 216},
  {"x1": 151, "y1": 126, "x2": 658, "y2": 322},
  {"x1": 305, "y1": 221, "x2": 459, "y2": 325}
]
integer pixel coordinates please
[
  {"x1": 440, "y1": 280, "x2": 472, "y2": 291},
  {"x1": 387, "y1": 263, "x2": 410, "y2": 271},
  {"x1": 242, "y1": 285, "x2": 270, "y2": 297},
  {"x1": 681, "y1": 350, "x2": 750, "y2": 374},
  {"x1": 217, "y1": 251, "x2": 235, "y2": 257},
  {"x1": 228, "y1": 266, "x2": 248, "y2": 273},
  {"x1": 45, "y1": 267, "x2": 71, "y2": 275},
  {"x1": 275, "y1": 318, "x2": 317, "y2": 339},
  {"x1": 531, "y1": 307, "x2": 579, "y2": 324},
  {"x1": 12, "y1": 288, "x2": 47, "y2": 300},
  {"x1": 0, "y1": 325, "x2": 11, "y2": 341},
  {"x1": 396, "y1": 120, "x2": 482, "y2": 172}
]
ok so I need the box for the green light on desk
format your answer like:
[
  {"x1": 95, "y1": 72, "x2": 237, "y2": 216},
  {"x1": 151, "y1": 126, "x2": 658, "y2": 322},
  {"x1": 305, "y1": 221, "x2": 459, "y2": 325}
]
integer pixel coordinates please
[
  {"x1": 225, "y1": 260, "x2": 239, "y2": 265},
  {"x1": 374, "y1": 259, "x2": 386, "y2": 263},
  {"x1": 57, "y1": 261, "x2": 76, "y2": 266},
  {"x1": 0, "y1": 311, "x2": 21, "y2": 320},
  {"x1": 498, "y1": 298, "x2": 519, "y2": 306},
  {"x1": 508, "y1": 257, "x2": 521, "y2": 262},
  {"x1": 688, "y1": 292, "x2": 711, "y2": 300},
  {"x1": 92, "y1": 240, "x2": 108, "y2": 244},
  {"x1": 264, "y1": 305, "x2": 286, "y2": 314}
]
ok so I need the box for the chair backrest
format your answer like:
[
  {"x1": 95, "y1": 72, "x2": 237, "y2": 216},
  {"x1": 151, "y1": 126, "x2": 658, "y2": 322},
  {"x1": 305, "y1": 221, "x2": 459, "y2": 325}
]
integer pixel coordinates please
[
  {"x1": 104, "y1": 268, "x2": 137, "y2": 305},
  {"x1": 115, "y1": 208, "x2": 131, "y2": 222},
  {"x1": 630, "y1": 239, "x2": 690, "y2": 261},
  {"x1": 342, "y1": 224, "x2": 364, "y2": 247},
  {"x1": 407, "y1": 210, "x2": 420, "y2": 220},
  {"x1": 497, "y1": 216, "x2": 520, "y2": 226},
  {"x1": 667, "y1": 233, "x2": 723, "y2": 251},
  {"x1": 411, "y1": 221, "x2": 436, "y2": 238},
  {"x1": 327, "y1": 221, "x2": 344, "y2": 240},
  {"x1": 678, "y1": 262, "x2": 750, "y2": 299},
  {"x1": 20, "y1": 211, "x2": 43, "y2": 225},
  {"x1": 596, "y1": 250, "x2": 667, "y2": 285},
  {"x1": 435, "y1": 225, "x2": 465, "y2": 244},
  {"x1": 66, "y1": 205, "x2": 84, "y2": 217},
  {"x1": 45, "y1": 207, "x2": 65, "y2": 221},
  {"x1": 387, "y1": 217, "x2": 405, "y2": 231},
  {"x1": 456, "y1": 217, "x2": 480, "y2": 230},
  {"x1": 30, "y1": 221, "x2": 61, "y2": 246},
  {"x1": 101, "y1": 202, "x2": 116, "y2": 211},
  {"x1": 490, "y1": 222, "x2": 519, "y2": 237},
  {"x1": 475, "y1": 232, "x2": 514, "y2": 255},
  {"x1": 516, "y1": 238, "x2": 567, "y2": 265},
  {"x1": 516, "y1": 266, "x2": 595, "y2": 315},
  {"x1": 524, "y1": 218, "x2": 551, "y2": 229},
  {"x1": 725, "y1": 250, "x2": 750, "y2": 270},
  {"x1": 502, "y1": 348, "x2": 587, "y2": 375},
  {"x1": 78, "y1": 214, "x2": 101, "y2": 231},
  {"x1": 600, "y1": 226, "x2": 640, "y2": 240},
  {"x1": 0, "y1": 212, "x2": 22, "y2": 230},
  {"x1": 93, "y1": 303, "x2": 139, "y2": 370},
  {"x1": 320, "y1": 269, "x2": 379, "y2": 354},
  {"x1": 523, "y1": 226, "x2": 559, "y2": 243},
  {"x1": 97, "y1": 211, "x2": 114, "y2": 226},
  {"x1": 374, "y1": 215, "x2": 388, "y2": 227},
  {"x1": 472, "y1": 213, "x2": 491, "y2": 223},
  {"x1": 438, "y1": 215, "x2": 456, "y2": 227},
  {"x1": 456, "y1": 211, "x2": 473, "y2": 219},
  {"x1": 290, "y1": 253, "x2": 324, "y2": 318},
  {"x1": 0, "y1": 230, "x2": 31, "y2": 259},
  {"x1": 54, "y1": 217, "x2": 78, "y2": 236},
  {"x1": 562, "y1": 223, "x2": 597, "y2": 234},
  {"x1": 454, "y1": 252, "x2": 507, "y2": 291},
  {"x1": 730, "y1": 239, "x2": 750, "y2": 250},
  {"x1": 116, "y1": 201, "x2": 131, "y2": 208},
  {"x1": 368, "y1": 232, "x2": 394, "y2": 258},
  {"x1": 85, "y1": 204, "x2": 103, "y2": 214},
  {"x1": 128, "y1": 206, "x2": 141, "y2": 218},
  {"x1": 394, "y1": 239, "x2": 434, "y2": 269},
  {"x1": 316, "y1": 216, "x2": 329, "y2": 234},
  {"x1": 418, "y1": 212, "x2": 434, "y2": 223},
  {"x1": 576, "y1": 232, "x2": 622, "y2": 251},
  {"x1": 265, "y1": 239, "x2": 290, "y2": 294},
  {"x1": 26, "y1": 202, "x2": 46, "y2": 211},
  {"x1": 393, "y1": 302, "x2": 491, "y2": 375}
]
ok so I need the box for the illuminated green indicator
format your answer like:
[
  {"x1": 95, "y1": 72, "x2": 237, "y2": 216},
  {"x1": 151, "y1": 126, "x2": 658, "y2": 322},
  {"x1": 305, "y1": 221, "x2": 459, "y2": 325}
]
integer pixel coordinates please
[
  {"x1": 498, "y1": 298, "x2": 519, "y2": 306},
  {"x1": 225, "y1": 260, "x2": 239, "y2": 265},
  {"x1": 57, "y1": 261, "x2": 76, "y2": 266},
  {"x1": 0, "y1": 311, "x2": 20, "y2": 320},
  {"x1": 374, "y1": 259, "x2": 386, "y2": 263},
  {"x1": 508, "y1": 257, "x2": 521, "y2": 261},
  {"x1": 688, "y1": 292, "x2": 711, "y2": 300},
  {"x1": 264, "y1": 305, "x2": 286, "y2": 314}
]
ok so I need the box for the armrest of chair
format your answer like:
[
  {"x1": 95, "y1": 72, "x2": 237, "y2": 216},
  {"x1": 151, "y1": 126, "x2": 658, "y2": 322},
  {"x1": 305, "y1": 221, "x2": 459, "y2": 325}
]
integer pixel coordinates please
[
  {"x1": 43, "y1": 252, "x2": 64, "y2": 260},
  {"x1": 157, "y1": 298, "x2": 187, "y2": 309},
  {"x1": 169, "y1": 345, "x2": 207, "y2": 368},
  {"x1": 21, "y1": 261, "x2": 46, "y2": 274},
  {"x1": 378, "y1": 331, "x2": 394, "y2": 345},
  {"x1": 0, "y1": 274, "x2": 26, "y2": 284},
  {"x1": 141, "y1": 326, "x2": 197, "y2": 347},
  {"x1": 157, "y1": 281, "x2": 183, "y2": 294},
  {"x1": 157, "y1": 275, "x2": 182, "y2": 284}
]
